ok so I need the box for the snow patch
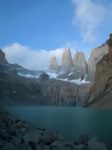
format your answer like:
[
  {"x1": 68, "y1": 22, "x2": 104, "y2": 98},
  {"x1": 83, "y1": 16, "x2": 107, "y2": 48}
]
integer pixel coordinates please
[
  {"x1": 69, "y1": 79, "x2": 90, "y2": 85},
  {"x1": 45, "y1": 71, "x2": 57, "y2": 79},
  {"x1": 68, "y1": 73, "x2": 73, "y2": 76},
  {"x1": 17, "y1": 72, "x2": 39, "y2": 78},
  {"x1": 17, "y1": 71, "x2": 90, "y2": 85},
  {"x1": 58, "y1": 78, "x2": 90, "y2": 85}
]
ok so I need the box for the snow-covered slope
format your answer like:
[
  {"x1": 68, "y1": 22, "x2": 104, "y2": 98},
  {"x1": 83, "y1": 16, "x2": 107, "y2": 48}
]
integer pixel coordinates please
[
  {"x1": 17, "y1": 72, "x2": 40, "y2": 78},
  {"x1": 17, "y1": 71, "x2": 90, "y2": 85}
]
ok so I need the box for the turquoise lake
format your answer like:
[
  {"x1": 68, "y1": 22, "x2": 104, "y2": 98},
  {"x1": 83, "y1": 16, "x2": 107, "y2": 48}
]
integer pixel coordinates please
[{"x1": 6, "y1": 107, "x2": 112, "y2": 143}]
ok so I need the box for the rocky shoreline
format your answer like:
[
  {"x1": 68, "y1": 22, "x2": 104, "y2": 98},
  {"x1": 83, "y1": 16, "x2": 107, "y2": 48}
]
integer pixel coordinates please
[{"x1": 0, "y1": 109, "x2": 110, "y2": 150}]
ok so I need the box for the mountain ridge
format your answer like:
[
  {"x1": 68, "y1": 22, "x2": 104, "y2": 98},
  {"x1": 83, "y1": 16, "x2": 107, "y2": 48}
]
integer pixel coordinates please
[{"x1": 0, "y1": 34, "x2": 112, "y2": 108}]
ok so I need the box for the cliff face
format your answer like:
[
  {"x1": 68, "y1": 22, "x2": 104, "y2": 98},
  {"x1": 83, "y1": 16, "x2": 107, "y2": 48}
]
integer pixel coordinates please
[
  {"x1": 88, "y1": 35, "x2": 112, "y2": 108},
  {"x1": 38, "y1": 79, "x2": 91, "y2": 106},
  {"x1": 49, "y1": 56, "x2": 60, "y2": 72},
  {"x1": 62, "y1": 48, "x2": 73, "y2": 71},
  {"x1": 39, "y1": 80, "x2": 77, "y2": 105},
  {"x1": 73, "y1": 51, "x2": 88, "y2": 76},
  {"x1": 0, "y1": 49, "x2": 8, "y2": 64},
  {"x1": 87, "y1": 44, "x2": 108, "y2": 81}
]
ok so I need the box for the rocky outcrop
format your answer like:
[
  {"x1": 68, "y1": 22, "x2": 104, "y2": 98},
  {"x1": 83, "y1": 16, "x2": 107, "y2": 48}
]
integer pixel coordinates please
[
  {"x1": 49, "y1": 49, "x2": 88, "y2": 80},
  {"x1": 87, "y1": 44, "x2": 109, "y2": 81},
  {"x1": 0, "y1": 49, "x2": 8, "y2": 64},
  {"x1": 73, "y1": 51, "x2": 88, "y2": 76},
  {"x1": 87, "y1": 34, "x2": 112, "y2": 108},
  {"x1": 62, "y1": 48, "x2": 73, "y2": 71},
  {"x1": 49, "y1": 56, "x2": 60, "y2": 72}
]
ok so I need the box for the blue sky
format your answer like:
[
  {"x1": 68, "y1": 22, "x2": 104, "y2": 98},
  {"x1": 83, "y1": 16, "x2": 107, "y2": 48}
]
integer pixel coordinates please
[
  {"x1": 1, "y1": 0, "x2": 112, "y2": 69},
  {"x1": 0, "y1": 0, "x2": 75, "y2": 49}
]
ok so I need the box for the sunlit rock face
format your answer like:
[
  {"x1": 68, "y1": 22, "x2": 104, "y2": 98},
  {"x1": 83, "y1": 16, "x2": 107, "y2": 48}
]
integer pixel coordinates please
[
  {"x1": 62, "y1": 48, "x2": 73, "y2": 71},
  {"x1": 0, "y1": 49, "x2": 8, "y2": 64},
  {"x1": 87, "y1": 44, "x2": 109, "y2": 81},
  {"x1": 49, "y1": 56, "x2": 60, "y2": 72},
  {"x1": 49, "y1": 49, "x2": 88, "y2": 80},
  {"x1": 73, "y1": 51, "x2": 88, "y2": 76},
  {"x1": 87, "y1": 34, "x2": 112, "y2": 108}
]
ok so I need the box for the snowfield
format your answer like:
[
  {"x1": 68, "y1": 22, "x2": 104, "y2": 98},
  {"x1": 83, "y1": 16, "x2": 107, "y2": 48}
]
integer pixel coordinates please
[
  {"x1": 17, "y1": 72, "x2": 39, "y2": 78},
  {"x1": 17, "y1": 71, "x2": 90, "y2": 85}
]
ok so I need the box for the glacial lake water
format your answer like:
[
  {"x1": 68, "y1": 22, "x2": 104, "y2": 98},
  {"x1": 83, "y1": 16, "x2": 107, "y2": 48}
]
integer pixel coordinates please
[{"x1": 5, "y1": 107, "x2": 112, "y2": 143}]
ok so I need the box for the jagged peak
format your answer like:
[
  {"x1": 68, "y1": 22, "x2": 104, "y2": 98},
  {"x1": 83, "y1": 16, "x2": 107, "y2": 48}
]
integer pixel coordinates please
[
  {"x1": 50, "y1": 55, "x2": 57, "y2": 61},
  {"x1": 49, "y1": 55, "x2": 60, "y2": 72},
  {"x1": 62, "y1": 47, "x2": 73, "y2": 69},
  {"x1": 49, "y1": 55, "x2": 58, "y2": 65},
  {"x1": 74, "y1": 51, "x2": 86, "y2": 60},
  {"x1": 64, "y1": 47, "x2": 71, "y2": 52}
]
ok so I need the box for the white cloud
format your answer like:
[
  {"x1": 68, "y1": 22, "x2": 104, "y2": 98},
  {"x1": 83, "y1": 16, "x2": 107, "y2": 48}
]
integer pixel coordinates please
[
  {"x1": 3, "y1": 43, "x2": 65, "y2": 70},
  {"x1": 72, "y1": 0, "x2": 107, "y2": 42}
]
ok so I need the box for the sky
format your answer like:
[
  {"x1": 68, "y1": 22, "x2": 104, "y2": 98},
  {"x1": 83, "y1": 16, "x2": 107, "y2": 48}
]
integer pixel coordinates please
[{"x1": 1, "y1": 0, "x2": 112, "y2": 70}]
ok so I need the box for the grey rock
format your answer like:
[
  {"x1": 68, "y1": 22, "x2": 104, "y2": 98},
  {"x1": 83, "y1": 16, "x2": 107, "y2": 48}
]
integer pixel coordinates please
[
  {"x1": 73, "y1": 51, "x2": 88, "y2": 76},
  {"x1": 39, "y1": 73, "x2": 49, "y2": 80},
  {"x1": 62, "y1": 48, "x2": 73, "y2": 71},
  {"x1": 41, "y1": 145, "x2": 50, "y2": 150},
  {"x1": 64, "y1": 140, "x2": 75, "y2": 149},
  {"x1": 51, "y1": 141, "x2": 65, "y2": 150},
  {"x1": 87, "y1": 43, "x2": 108, "y2": 81},
  {"x1": 0, "y1": 49, "x2": 8, "y2": 64},
  {"x1": 10, "y1": 137, "x2": 22, "y2": 146},
  {"x1": 74, "y1": 144, "x2": 87, "y2": 150},
  {"x1": 20, "y1": 143, "x2": 32, "y2": 150},
  {"x1": 1, "y1": 142, "x2": 16, "y2": 150},
  {"x1": 88, "y1": 141, "x2": 107, "y2": 150},
  {"x1": 23, "y1": 130, "x2": 39, "y2": 143}
]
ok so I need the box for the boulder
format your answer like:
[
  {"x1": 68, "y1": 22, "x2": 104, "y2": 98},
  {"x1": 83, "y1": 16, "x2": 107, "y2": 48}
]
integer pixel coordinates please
[{"x1": 39, "y1": 73, "x2": 49, "y2": 80}]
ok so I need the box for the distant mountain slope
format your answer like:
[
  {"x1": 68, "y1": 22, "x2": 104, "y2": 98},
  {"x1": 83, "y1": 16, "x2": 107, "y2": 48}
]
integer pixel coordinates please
[
  {"x1": 0, "y1": 49, "x2": 91, "y2": 106},
  {"x1": 49, "y1": 48, "x2": 88, "y2": 81},
  {"x1": 0, "y1": 65, "x2": 91, "y2": 106}
]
